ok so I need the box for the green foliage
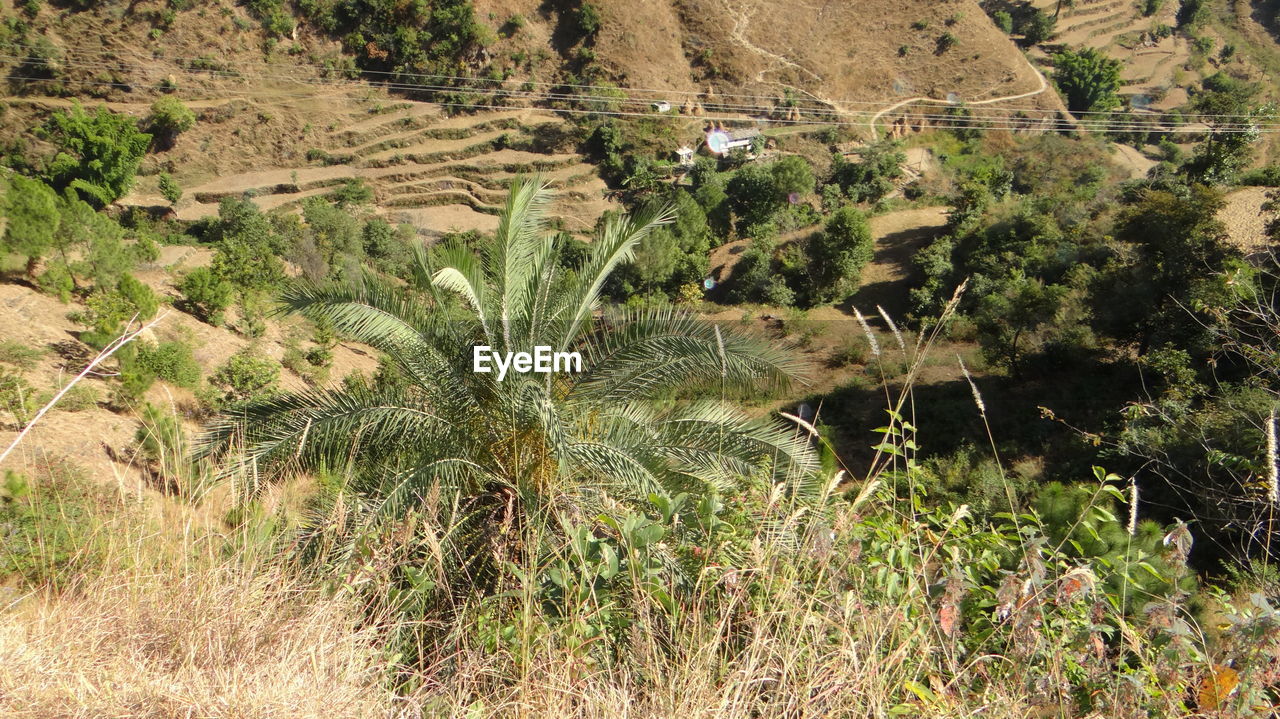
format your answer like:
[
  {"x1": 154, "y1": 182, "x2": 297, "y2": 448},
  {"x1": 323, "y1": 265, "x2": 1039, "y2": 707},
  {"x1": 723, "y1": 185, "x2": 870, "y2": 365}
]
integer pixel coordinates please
[
  {"x1": 992, "y1": 10, "x2": 1013, "y2": 33},
  {"x1": 330, "y1": 177, "x2": 373, "y2": 207},
  {"x1": 722, "y1": 156, "x2": 818, "y2": 235},
  {"x1": 208, "y1": 349, "x2": 279, "y2": 406},
  {"x1": 200, "y1": 178, "x2": 817, "y2": 604},
  {"x1": 1092, "y1": 186, "x2": 1234, "y2": 352},
  {"x1": 361, "y1": 218, "x2": 416, "y2": 278},
  {"x1": 73, "y1": 274, "x2": 159, "y2": 348},
  {"x1": 576, "y1": 2, "x2": 601, "y2": 37},
  {"x1": 146, "y1": 97, "x2": 196, "y2": 149},
  {"x1": 0, "y1": 466, "x2": 116, "y2": 590},
  {"x1": 299, "y1": 0, "x2": 489, "y2": 85},
  {"x1": 208, "y1": 198, "x2": 285, "y2": 291},
  {"x1": 606, "y1": 188, "x2": 711, "y2": 299},
  {"x1": 807, "y1": 205, "x2": 873, "y2": 305},
  {"x1": 1182, "y1": 74, "x2": 1261, "y2": 185},
  {"x1": 245, "y1": 0, "x2": 295, "y2": 36},
  {"x1": 974, "y1": 274, "x2": 1071, "y2": 377},
  {"x1": 1, "y1": 173, "x2": 60, "y2": 276},
  {"x1": 0, "y1": 340, "x2": 45, "y2": 367},
  {"x1": 134, "y1": 402, "x2": 203, "y2": 495},
  {"x1": 768, "y1": 154, "x2": 815, "y2": 198},
  {"x1": 40, "y1": 103, "x2": 151, "y2": 207},
  {"x1": 0, "y1": 368, "x2": 35, "y2": 427},
  {"x1": 177, "y1": 267, "x2": 234, "y2": 325},
  {"x1": 158, "y1": 172, "x2": 182, "y2": 204},
  {"x1": 136, "y1": 340, "x2": 201, "y2": 389},
  {"x1": 1176, "y1": 0, "x2": 1209, "y2": 27},
  {"x1": 1019, "y1": 9, "x2": 1056, "y2": 45},
  {"x1": 1053, "y1": 47, "x2": 1123, "y2": 113},
  {"x1": 830, "y1": 141, "x2": 905, "y2": 203}
]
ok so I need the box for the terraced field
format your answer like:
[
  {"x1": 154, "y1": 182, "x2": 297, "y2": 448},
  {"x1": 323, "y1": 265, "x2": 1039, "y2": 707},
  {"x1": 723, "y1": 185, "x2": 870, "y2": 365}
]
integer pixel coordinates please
[
  {"x1": 1031, "y1": 0, "x2": 1197, "y2": 110},
  {"x1": 121, "y1": 101, "x2": 622, "y2": 239}
]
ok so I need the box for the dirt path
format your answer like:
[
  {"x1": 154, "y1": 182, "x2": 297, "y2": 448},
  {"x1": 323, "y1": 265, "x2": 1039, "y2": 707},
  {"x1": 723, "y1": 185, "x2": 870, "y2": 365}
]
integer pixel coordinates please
[{"x1": 868, "y1": 53, "x2": 1052, "y2": 138}]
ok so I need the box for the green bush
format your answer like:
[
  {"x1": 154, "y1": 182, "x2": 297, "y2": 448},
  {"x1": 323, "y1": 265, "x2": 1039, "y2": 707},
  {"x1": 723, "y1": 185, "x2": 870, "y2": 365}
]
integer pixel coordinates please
[
  {"x1": 40, "y1": 102, "x2": 151, "y2": 207},
  {"x1": 1176, "y1": 0, "x2": 1208, "y2": 27},
  {"x1": 1053, "y1": 47, "x2": 1123, "y2": 113},
  {"x1": 576, "y1": 2, "x2": 601, "y2": 37},
  {"x1": 0, "y1": 466, "x2": 117, "y2": 590},
  {"x1": 992, "y1": 10, "x2": 1013, "y2": 33},
  {"x1": 0, "y1": 340, "x2": 46, "y2": 367},
  {"x1": 0, "y1": 369, "x2": 35, "y2": 427},
  {"x1": 209, "y1": 349, "x2": 279, "y2": 406},
  {"x1": 42, "y1": 383, "x2": 99, "y2": 412},
  {"x1": 136, "y1": 340, "x2": 201, "y2": 388},
  {"x1": 1019, "y1": 9, "x2": 1055, "y2": 45},
  {"x1": 73, "y1": 275, "x2": 159, "y2": 348},
  {"x1": 146, "y1": 97, "x2": 196, "y2": 149},
  {"x1": 158, "y1": 173, "x2": 182, "y2": 204},
  {"x1": 177, "y1": 267, "x2": 234, "y2": 325},
  {"x1": 831, "y1": 141, "x2": 905, "y2": 203},
  {"x1": 807, "y1": 205, "x2": 874, "y2": 305},
  {"x1": 1, "y1": 174, "x2": 61, "y2": 278}
]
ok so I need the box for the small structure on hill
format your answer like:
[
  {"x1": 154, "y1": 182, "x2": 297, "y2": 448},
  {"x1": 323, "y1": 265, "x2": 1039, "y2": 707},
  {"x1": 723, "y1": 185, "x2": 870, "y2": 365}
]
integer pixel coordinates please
[
  {"x1": 676, "y1": 145, "x2": 696, "y2": 167},
  {"x1": 652, "y1": 100, "x2": 672, "y2": 113},
  {"x1": 705, "y1": 125, "x2": 761, "y2": 157}
]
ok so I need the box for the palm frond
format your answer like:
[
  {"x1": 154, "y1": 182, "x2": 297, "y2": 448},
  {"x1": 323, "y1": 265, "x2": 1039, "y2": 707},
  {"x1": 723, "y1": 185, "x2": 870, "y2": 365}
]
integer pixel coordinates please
[
  {"x1": 430, "y1": 243, "x2": 493, "y2": 346},
  {"x1": 572, "y1": 308, "x2": 803, "y2": 400},
  {"x1": 493, "y1": 176, "x2": 553, "y2": 348},
  {"x1": 554, "y1": 202, "x2": 675, "y2": 352}
]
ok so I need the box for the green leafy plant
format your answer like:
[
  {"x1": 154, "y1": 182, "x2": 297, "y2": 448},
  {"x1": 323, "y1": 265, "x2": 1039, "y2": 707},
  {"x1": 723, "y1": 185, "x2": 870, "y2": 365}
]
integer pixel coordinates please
[
  {"x1": 176, "y1": 267, "x2": 234, "y2": 325},
  {"x1": 199, "y1": 177, "x2": 820, "y2": 597}
]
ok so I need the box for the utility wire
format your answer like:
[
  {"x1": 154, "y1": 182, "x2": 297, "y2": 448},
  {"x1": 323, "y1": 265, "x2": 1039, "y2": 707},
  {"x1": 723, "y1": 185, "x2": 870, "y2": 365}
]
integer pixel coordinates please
[{"x1": 3, "y1": 38, "x2": 1269, "y2": 121}]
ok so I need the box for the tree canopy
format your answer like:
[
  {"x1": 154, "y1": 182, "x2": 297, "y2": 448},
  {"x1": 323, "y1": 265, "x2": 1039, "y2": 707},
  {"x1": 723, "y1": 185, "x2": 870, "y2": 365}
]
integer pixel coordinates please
[{"x1": 41, "y1": 103, "x2": 151, "y2": 207}]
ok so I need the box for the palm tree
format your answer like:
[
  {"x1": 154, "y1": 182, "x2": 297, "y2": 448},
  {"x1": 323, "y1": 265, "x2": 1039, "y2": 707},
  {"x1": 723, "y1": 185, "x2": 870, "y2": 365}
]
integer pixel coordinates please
[{"x1": 200, "y1": 177, "x2": 818, "y2": 567}]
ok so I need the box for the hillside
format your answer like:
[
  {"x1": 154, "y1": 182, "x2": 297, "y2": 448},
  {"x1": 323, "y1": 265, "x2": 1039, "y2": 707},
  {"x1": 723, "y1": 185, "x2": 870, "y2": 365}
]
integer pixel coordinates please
[{"x1": 0, "y1": 0, "x2": 1069, "y2": 240}]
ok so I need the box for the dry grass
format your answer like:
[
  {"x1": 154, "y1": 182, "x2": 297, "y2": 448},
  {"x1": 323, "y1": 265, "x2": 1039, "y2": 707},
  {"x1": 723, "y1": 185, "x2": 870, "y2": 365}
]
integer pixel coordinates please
[
  {"x1": 0, "y1": 479, "x2": 401, "y2": 719},
  {"x1": 0, "y1": 561, "x2": 396, "y2": 718}
]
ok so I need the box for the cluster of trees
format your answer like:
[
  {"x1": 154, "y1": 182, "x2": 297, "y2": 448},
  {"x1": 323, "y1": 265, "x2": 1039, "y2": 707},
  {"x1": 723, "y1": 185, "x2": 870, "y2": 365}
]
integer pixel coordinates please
[
  {"x1": 728, "y1": 206, "x2": 873, "y2": 307},
  {"x1": 178, "y1": 185, "x2": 414, "y2": 331},
  {"x1": 297, "y1": 0, "x2": 493, "y2": 87},
  {"x1": 897, "y1": 114, "x2": 1277, "y2": 568}
]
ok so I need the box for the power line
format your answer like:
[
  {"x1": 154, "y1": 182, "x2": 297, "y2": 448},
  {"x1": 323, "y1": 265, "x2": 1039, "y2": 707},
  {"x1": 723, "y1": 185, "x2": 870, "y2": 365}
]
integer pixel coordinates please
[
  {"x1": 2, "y1": 39, "x2": 1274, "y2": 124},
  {"x1": 4, "y1": 57, "x2": 1274, "y2": 137},
  {"x1": 11, "y1": 72, "x2": 1267, "y2": 138}
]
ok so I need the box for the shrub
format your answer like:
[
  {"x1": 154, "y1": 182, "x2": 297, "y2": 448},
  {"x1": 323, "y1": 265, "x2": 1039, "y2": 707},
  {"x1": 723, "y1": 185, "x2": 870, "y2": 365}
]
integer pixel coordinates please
[
  {"x1": 992, "y1": 10, "x2": 1013, "y2": 33},
  {"x1": 158, "y1": 173, "x2": 182, "y2": 204},
  {"x1": 136, "y1": 340, "x2": 201, "y2": 388},
  {"x1": 177, "y1": 267, "x2": 233, "y2": 325},
  {"x1": 44, "y1": 383, "x2": 99, "y2": 412},
  {"x1": 208, "y1": 349, "x2": 279, "y2": 406},
  {"x1": 0, "y1": 369, "x2": 35, "y2": 427},
  {"x1": 330, "y1": 178, "x2": 373, "y2": 207},
  {"x1": 1053, "y1": 47, "x2": 1123, "y2": 113},
  {"x1": 1176, "y1": 0, "x2": 1209, "y2": 27},
  {"x1": 0, "y1": 340, "x2": 46, "y2": 366},
  {"x1": 936, "y1": 32, "x2": 957, "y2": 53},
  {"x1": 1019, "y1": 9, "x2": 1056, "y2": 45},
  {"x1": 1, "y1": 174, "x2": 61, "y2": 278},
  {"x1": 0, "y1": 466, "x2": 116, "y2": 590},
  {"x1": 807, "y1": 205, "x2": 874, "y2": 305},
  {"x1": 73, "y1": 275, "x2": 159, "y2": 348},
  {"x1": 576, "y1": 2, "x2": 601, "y2": 37},
  {"x1": 41, "y1": 102, "x2": 151, "y2": 207}
]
